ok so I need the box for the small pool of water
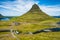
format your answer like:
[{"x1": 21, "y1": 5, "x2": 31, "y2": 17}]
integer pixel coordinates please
[
  {"x1": 49, "y1": 28, "x2": 60, "y2": 32},
  {"x1": 0, "y1": 17, "x2": 11, "y2": 21},
  {"x1": 33, "y1": 28, "x2": 60, "y2": 34}
]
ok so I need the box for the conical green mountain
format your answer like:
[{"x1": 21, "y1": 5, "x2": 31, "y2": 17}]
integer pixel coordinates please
[{"x1": 12, "y1": 4, "x2": 53, "y2": 22}]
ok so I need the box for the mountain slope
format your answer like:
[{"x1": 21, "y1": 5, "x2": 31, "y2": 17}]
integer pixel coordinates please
[
  {"x1": 12, "y1": 4, "x2": 53, "y2": 22},
  {"x1": 0, "y1": 14, "x2": 4, "y2": 18}
]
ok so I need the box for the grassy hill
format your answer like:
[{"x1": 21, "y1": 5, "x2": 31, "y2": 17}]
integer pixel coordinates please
[
  {"x1": 0, "y1": 4, "x2": 60, "y2": 40},
  {"x1": 11, "y1": 4, "x2": 53, "y2": 22}
]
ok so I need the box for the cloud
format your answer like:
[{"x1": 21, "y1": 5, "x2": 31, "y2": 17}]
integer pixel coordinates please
[
  {"x1": 40, "y1": 5, "x2": 60, "y2": 16},
  {"x1": 0, "y1": 0, "x2": 39, "y2": 16},
  {"x1": 0, "y1": 0, "x2": 60, "y2": 16}
]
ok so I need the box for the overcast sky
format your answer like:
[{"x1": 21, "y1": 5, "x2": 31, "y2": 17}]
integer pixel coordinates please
[{"x1": 0, "y1": 0, "x2": 60, "y2": 16}]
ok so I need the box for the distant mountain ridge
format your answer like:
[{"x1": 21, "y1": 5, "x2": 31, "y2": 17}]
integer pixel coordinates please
[
  {"x1": 0, "y1": 14, "x2": 4, "y2": 18},
  {"x1": 0, "y1": 14, "x2": 13, "y2": 21}
]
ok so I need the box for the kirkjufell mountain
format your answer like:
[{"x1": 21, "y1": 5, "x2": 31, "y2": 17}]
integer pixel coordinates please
[{"x1": 11, "y1": 4, "x2": 53, "y2": 22}]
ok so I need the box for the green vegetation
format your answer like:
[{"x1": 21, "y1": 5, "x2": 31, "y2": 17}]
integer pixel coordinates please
[
  {"x1": 10, "y1": 4, "x2": 53, "y2": 22},
  {"x1": 0, "y1": 4, "x2": 60, "y2": 40}
]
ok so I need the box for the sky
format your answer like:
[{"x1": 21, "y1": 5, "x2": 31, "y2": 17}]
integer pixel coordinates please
[{"x1": 0, "y1": 0, "x2": 60, "y2": 16}]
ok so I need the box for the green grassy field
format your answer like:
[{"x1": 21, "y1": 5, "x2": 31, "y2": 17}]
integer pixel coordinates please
[
  {"x1": 0, "y1": 4, "x2": 60, "y2": 40},
  {"x1": 0, "y1": 18, "x2": 60, "y2": 40}
]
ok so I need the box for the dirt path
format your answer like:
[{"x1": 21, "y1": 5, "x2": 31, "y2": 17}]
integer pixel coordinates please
[{"x1": 10, "y1": 23, "x2": 20, "y2": 40}]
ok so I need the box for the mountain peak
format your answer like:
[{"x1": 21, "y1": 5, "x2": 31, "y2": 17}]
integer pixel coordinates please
[
  {"x1": 32, "y1": 4, "x2": 39, "y2": 8},
  {"x1": 30, "y1": 4, "x2": 41, "y2": 12},
  {"x1": 33, "y1": 4, "x2": 39, "y2": 7}
]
